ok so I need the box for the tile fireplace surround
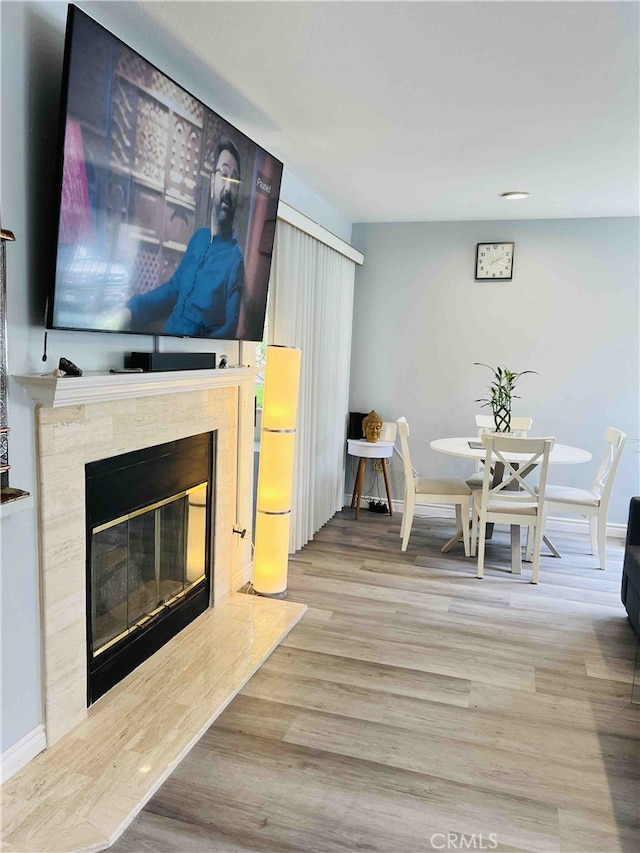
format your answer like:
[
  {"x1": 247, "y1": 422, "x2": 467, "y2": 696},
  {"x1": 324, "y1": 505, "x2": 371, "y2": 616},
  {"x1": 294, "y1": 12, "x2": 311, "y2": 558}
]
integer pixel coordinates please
[{"x1": 2, "y1": 369, "x2": 306, "y2": 852}]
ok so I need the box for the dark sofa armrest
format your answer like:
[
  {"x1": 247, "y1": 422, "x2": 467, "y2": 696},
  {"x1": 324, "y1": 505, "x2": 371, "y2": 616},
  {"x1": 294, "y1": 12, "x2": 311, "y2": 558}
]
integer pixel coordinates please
[
  {"x1": 623, "y1": 498, "x2": 640, "y2": 636},
  {"x1": 627, "y1": 496, "x2": 640, "y2": 546}
]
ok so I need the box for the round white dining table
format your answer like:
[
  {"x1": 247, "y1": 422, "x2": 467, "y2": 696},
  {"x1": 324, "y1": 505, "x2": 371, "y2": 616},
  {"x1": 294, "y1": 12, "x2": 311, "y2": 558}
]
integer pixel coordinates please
[
  {"x1": 430, "y1": 437, "x2": 592, "y2": 467},
  {"x1": 430, "y1": 437, "x2": 592, "y2": 558}
]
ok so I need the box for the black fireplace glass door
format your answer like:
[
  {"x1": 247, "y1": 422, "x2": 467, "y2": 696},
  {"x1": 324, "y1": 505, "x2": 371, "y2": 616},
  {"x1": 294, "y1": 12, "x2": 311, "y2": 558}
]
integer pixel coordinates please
[
  {"x1": 90, "y1": 482, "x2": 208, "y2": 658},
  {"x1": 128, "y1": 511, "x2": 157, "y2": 624},
  {"x1": 91, "y1": 520, "x2": 129, "y2": 652},
  {"x1": 186, "y1": 482, "x2": 207, "y2": 585},
  {"x1": 86, "y1": 432, "x2": 213, "y2": 704},
  {"x1": 158, "y1": 498, "x2": 188, "y2": 603}
]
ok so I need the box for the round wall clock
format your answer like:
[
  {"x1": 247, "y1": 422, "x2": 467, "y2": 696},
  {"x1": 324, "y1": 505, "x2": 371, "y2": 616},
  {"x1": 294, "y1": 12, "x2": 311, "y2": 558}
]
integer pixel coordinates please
[{"x1": 475, "y1": 242, "x2": 514, "y2": 280}]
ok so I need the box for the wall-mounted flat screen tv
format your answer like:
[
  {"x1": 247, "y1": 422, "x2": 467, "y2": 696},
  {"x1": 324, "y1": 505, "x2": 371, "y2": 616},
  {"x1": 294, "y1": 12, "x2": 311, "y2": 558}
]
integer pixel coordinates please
[{"x1": 48, "y1": 5, "x2": 283, "y2": 342}]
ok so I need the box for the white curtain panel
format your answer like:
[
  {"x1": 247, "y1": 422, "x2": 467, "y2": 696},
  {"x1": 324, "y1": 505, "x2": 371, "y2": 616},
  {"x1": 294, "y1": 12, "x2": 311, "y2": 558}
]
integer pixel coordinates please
[{"x1": 268, "y1": 220, "x2": 356, "y2": 552}]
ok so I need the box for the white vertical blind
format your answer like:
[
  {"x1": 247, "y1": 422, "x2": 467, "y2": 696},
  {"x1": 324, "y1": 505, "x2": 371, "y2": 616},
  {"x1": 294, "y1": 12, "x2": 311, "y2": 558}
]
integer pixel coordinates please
[{"x1": 268, "y1": 219, "x2": 357, "y2": 551}]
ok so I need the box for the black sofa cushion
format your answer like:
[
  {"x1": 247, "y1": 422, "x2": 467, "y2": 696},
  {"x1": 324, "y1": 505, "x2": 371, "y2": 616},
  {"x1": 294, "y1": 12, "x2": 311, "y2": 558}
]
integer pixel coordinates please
[{"x1": 621, "y1": 496, "x2": 640, "y2": 636}]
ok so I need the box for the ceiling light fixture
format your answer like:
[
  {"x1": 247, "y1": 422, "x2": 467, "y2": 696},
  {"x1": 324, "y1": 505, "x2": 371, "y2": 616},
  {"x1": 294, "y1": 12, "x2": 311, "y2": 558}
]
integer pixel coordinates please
[{"x1": 501, "y1": 191, "x2": 530, "y2": 200}]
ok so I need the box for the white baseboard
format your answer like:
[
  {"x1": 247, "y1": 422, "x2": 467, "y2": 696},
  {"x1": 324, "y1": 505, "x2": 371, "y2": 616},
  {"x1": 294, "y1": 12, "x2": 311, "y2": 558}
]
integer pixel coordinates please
[
  {"x1": 343, "y1": 494, "x2": 627, "y2": 540},
  {"x1": 542, "y1": 514, "x2": 626, "y2": 540},
  {"x1": 1, "y1": 724, "x2": 46, "y2": 784}
]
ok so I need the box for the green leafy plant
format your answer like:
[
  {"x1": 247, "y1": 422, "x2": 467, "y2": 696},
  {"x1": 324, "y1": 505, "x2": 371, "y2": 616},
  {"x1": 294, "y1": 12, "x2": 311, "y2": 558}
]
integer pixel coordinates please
[{"x1": 474, "y1": 363, "x2": 537, "y2": 432}]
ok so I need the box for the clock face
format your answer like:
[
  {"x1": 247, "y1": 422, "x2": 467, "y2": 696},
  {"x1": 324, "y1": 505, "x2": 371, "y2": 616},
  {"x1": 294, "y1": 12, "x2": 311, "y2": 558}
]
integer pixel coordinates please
[{"x1": 475, "y1": 242, "x2": 514, "y2": 280}]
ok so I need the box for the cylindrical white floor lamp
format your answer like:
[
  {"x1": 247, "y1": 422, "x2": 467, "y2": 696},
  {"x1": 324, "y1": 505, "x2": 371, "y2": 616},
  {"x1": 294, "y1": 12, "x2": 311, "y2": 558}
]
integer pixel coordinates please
[{"x1": 253, "y1": 344, "x2": 301, "y2": 598}]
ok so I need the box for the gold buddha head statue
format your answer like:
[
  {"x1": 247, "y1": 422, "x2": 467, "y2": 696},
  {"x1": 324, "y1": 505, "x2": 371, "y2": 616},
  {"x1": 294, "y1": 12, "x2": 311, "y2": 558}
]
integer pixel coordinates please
[{"x1": 362, "y1": 410, "x2": 383, "y2": 442}]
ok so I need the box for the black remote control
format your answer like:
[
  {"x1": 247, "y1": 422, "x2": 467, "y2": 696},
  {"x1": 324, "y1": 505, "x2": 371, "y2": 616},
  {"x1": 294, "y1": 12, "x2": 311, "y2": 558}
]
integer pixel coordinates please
[{"x1": 58, "y1": 357, "x2": 82, "y2": 376}]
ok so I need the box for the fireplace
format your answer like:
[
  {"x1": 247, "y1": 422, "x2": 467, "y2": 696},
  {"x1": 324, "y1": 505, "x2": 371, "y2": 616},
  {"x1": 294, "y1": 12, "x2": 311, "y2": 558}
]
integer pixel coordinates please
[
  {"x1": 86, "y1": 432, "x2": 214, "y2": 703},
  {"x1": 13, "y1": 369, "x2": 258, "y2": 746}
]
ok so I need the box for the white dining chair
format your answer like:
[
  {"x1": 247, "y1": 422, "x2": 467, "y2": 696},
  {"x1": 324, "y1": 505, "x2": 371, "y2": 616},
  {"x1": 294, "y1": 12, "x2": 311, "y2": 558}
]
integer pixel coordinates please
[
  {"x1": 471, "y1": 433, "x2": 555, "y2": 583},
  {"x1": 465, "y1": 414, "x2": 533, "y2": 489},
  {"x1": 380, "y1": 421, "x2": 398, "y2": 442},
  {"x1": 537, "y1": 427, "x2": 626, "y2": 570},
  {"x1": 396, "y1": 417, "x2": 471, "y2": 555}
]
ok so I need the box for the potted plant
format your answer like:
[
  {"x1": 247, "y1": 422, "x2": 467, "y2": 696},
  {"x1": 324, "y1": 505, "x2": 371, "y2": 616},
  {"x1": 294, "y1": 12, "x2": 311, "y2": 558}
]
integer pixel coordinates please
[{"x1": 474, "y1": 363, "x2": 537, "y2": 433}]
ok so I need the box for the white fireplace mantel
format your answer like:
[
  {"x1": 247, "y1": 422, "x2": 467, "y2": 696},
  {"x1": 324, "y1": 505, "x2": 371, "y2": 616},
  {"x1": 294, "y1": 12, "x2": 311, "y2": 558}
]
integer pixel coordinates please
[{"x1": 13, "y1": 366, "x2": 257, "y2": 408}]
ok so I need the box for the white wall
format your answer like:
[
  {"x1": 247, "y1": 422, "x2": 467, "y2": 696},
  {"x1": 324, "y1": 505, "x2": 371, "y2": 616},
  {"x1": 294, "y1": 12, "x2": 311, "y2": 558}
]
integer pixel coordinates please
[
  {"x1": 0, "y1": 0, "x2": 350, "y2": 753},
  {"x1": 349, "y1": 218, "x2": 640, "y2": 525}
]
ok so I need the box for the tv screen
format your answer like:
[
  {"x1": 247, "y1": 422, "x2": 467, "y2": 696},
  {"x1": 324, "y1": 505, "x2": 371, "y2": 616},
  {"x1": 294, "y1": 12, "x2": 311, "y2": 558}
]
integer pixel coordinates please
[{"x1": 48, "y1": 5, "x2": 283, "y2": 342}]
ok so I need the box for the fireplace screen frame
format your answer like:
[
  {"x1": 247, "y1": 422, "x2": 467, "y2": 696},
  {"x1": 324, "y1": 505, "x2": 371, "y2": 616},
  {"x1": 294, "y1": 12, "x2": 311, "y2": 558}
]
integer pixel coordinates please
[
  {"x1": 90, "y1": 482, "x2": 208, "y2": 658},
  {"x1": 85, "y1": 432, "x2": 214, "y2": 705}
]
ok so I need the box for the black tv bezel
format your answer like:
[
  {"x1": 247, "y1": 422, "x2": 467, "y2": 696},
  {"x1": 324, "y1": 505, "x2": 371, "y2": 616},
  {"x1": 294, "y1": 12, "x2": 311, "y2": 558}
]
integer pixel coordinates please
[{"x1": 46, "y1": 4, "x2": 283, "y2": 342}]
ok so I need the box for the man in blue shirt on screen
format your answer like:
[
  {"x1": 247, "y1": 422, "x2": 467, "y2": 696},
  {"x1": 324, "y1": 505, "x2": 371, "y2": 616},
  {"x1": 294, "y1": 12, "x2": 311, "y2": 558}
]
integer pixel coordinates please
[{"x1": 124, "y1": 138, "x2": 244, "y2": 338}]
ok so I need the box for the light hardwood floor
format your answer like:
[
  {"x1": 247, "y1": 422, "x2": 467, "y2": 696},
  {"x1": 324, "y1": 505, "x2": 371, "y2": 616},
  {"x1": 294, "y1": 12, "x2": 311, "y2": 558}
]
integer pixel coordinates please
[{"x1": 112, "y1": 511, "x2": 639, "y2": 853}]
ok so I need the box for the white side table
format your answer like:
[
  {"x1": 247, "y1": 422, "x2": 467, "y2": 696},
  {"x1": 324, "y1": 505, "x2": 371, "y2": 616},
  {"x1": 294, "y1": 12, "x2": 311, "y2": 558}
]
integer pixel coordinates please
[{"x1": 347, "y1": 438, "x2": 394, "y2": 520}]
